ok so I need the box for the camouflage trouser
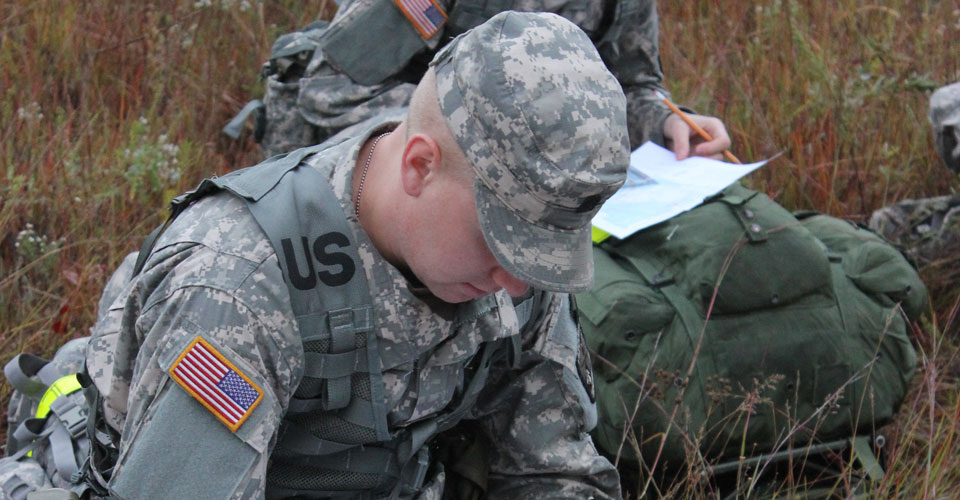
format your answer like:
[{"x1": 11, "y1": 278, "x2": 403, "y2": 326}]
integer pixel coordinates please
[{"x1": 868, "y1": 195, "x2": 960, "y2": 267}]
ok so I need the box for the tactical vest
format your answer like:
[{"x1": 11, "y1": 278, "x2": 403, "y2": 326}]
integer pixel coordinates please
[{"x1": 115, "y1": 138, "x2": 530, "y2": 499}]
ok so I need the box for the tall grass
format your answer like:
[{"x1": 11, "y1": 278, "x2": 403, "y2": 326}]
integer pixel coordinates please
[
  {"x1": 0, "y1": 0, "x2": 957, "y2": 498},
  {"x1": 0, "y1": 0, "x2": 335, "y2": 432},
  {"x1": 637, "y1": 2, "x2": 959, "y2": 497}
]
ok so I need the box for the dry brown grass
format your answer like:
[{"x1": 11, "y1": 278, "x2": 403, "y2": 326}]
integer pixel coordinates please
[{"x1": 1, "y1": 0, "x2": 958, "y2": 498}]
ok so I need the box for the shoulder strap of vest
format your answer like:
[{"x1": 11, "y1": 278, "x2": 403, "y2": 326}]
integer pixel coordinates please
[
  {"x1": 234, "y1": 156, "x2": 386, "y2": 434},
  {"x1": 131, "y1": 143, "x2": 329, "y2": 277}
]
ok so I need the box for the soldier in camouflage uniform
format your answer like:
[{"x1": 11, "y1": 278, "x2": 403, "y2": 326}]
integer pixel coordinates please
[
  {"x1": 869, "y1": 82, "x2": 960, "y2": 269},
  {"x1": 249, "y1": 0, "x2": 730, "y2": 159},
  {"x1": 7, "y1": 12, "x2": 629, "y2": 500}
]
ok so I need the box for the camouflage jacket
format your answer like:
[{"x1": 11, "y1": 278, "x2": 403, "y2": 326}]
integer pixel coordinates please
[
  {"x1": 85, "y1": 121, "x2": 620, "y2": 499},
  {"x1": 261, "y1": 0, "x2": 670, "y2": 156}
]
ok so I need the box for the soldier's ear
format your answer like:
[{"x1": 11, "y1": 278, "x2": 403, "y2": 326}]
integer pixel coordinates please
[{"x1": 400, "y1": 133, "x2": 442, "y2": 197}]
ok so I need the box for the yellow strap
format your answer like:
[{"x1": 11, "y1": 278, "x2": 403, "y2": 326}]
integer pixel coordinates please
[
  {"x1": 35, "y1": 374, "x2": 82, "y2": 419},
  {"x1": 28, "y1": 374, "x2": 82, "y2": 457},
  {"x1": 591, "y1": 225, "x2": 612, "y2": 244}
]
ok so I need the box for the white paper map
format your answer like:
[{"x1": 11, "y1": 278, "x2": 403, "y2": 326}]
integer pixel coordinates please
[{"x1": 592, "y1": 142, "x2": 772, "y2": 239}]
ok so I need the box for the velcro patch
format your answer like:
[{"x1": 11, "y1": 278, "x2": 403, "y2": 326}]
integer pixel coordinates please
[
  {"x1": 169, "y1": 337, "x2": 264, "y2": 432},
  {"x1": 393, "y1": 0, "x2": 447, "y2": 39}
]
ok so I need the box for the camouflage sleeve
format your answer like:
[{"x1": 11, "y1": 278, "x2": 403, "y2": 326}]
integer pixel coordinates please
[
  {"x1": 105, "y1": 283, "x2": 301, "y2": 499},
  {"x1": 596, "y1": 0, "x2": 673, "y2": 149},
  {"x1": 474, "y1": 293, "x2": 621, "y2": 499},
  {"x1": 87, "y1": 225, "x2": 303, "y2": 499},
  {"x1": 94, "y1": 251, "x2": 138, "y2": 325}
]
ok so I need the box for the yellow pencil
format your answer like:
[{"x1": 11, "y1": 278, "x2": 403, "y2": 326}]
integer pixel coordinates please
[{"x1": 655, "y1": 90, "x2": 741, "y2": 164}]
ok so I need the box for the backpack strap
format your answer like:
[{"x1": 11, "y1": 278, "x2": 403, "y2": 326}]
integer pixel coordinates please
[
  {"x1": 612, "y1": 247, "x2": 701, "y2": 347},
  {"x1": 76, "y1": 362, "x2": 116, "y2": 498},
  {"x1": 4, "y1": 355, "x2": 64, "y2": 400},
  {"x1": 222, "y1": 99, "x2": 264, "y2": 140}
]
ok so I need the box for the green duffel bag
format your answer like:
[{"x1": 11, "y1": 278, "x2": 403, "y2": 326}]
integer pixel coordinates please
[{"x1": 577, "y1": 183, "x2": 925, "y2": 471}]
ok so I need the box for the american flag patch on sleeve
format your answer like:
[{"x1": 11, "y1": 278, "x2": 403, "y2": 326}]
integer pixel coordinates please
[
  {"x1": 393, "y1": 0, "x2": 447, "y2": 39},
  {"x1": 169, "y1": 337, "x2": 264, "y2": 432}
]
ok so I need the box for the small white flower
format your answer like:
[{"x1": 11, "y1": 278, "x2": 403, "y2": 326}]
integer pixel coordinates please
[{"x1": 16, "y1": 102, "x2": 43, "y2": 122}]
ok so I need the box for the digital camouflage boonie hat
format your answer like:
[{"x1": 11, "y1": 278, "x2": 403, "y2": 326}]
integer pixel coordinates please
[
  {"x1": 929, "y1": 81, "x2": 960, "y2": 173},
  {"x1": 430, "y1": 11, "x2": 630, "y2": 293}
]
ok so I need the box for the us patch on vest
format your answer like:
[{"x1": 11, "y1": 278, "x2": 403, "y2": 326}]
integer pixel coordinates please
[
  {"x1": 169, "y1": 337, "x2": 264, "y2": 432},
  {"x1": 393, "y1": 0, "x2": 447, "y2": 39}
]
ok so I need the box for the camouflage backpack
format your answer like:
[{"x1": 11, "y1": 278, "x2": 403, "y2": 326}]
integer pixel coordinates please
[
  {"x1": 223, "y1": 7, "x2": 420, "y2": 159},
  {"x1": 223, "y1": 20, "x2": 330, "y2": 157},
  {"x1": 576, "y1": 183, "x2": 926, "y2": 479},
  {"x1": 1, "y1": 338, "x2": 91, "y2": 500}
]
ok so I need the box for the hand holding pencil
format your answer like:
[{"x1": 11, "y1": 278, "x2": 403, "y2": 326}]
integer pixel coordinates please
[{"x1": 655, "y1": 90, "x2": 740, "y2": 164}]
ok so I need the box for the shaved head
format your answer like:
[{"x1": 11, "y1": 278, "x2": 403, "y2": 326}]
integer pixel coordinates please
[{"x1": 405, "y1": 68, "x2": 474, "y2": 186}]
